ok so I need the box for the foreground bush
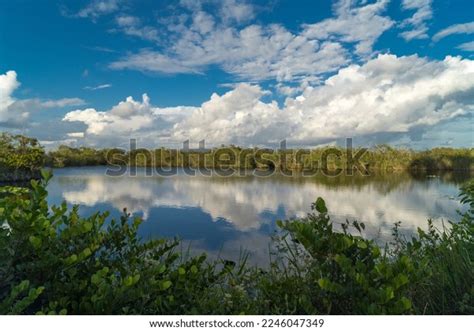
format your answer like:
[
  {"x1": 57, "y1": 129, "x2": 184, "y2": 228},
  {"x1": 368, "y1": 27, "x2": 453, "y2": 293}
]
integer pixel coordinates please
[
  {"x1": 236, "y1": 194, "x2": 473, "y2": 314},
  {"x1": 0, "y1": 171, "x2": 218, "y2": 314},
  {"x1": 0, "y1": 172, "x2": 472, "y2": 314}
]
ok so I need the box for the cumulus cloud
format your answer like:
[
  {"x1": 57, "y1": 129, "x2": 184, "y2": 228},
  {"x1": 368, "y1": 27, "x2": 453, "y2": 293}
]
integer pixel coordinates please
[
  {"x1": 110, "y1": 0, "x2": 393, "y2": 83},
  {"x1": 65, "y1": 54, "x2": 474, "y2": 147},
  {"x1": 285, "y1": 54, "x2": 474, "y2": 144},
  {"x1": 63, "y1": 93, "x2": 195, "y2": 146},
  {"x1": 302, "y1": 0, "x2": 394, "y2": 56},
  {"x1": 173, "y1": 84, "x2": 288, "y2": 145},
  {"x1": 64, "y1": 94, "x2": 155, "y2": 136},
  {"x1": 433, "y1": 22, "x2": 474, "y2": 42},
  {"x1": 399, "y1": 0, "x2": 433, "y2": 41},
  {"x1": 172, "y1": 55, "x2": 474, "y2": 145},
  {"x1": 0, "y1": 71, "x2": 24, "y2": 124},
  {"x1": 0, "y1": 70, "x2": 85, "y2": 126}
]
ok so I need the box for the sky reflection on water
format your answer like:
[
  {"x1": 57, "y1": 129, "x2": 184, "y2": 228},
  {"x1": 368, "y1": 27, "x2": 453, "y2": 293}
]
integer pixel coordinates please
[{"x1": 46, "y1": 167, "x2": 470, "y2": 265}]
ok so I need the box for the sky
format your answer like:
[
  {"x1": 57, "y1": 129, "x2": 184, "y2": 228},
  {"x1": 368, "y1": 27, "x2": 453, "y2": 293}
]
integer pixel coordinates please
[{"x1": 0, "y1": 0, "x2": 473, "y2": 149}]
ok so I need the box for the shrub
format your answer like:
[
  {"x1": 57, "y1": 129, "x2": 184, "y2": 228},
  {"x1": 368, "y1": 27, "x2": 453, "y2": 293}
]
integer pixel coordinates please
[{"x1": 0, "y1": 171, "x2": 219, "y2": 314}]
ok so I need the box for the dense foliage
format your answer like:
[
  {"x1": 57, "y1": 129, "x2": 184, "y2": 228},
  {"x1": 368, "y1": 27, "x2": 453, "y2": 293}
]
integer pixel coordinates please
[
  {"x1": 0, "y1": 172, "x2": 472, "y2": 315},
  {"x1": 45, "y1": 146, "x2": 110, "y2": 168},
  {"x1": 0, "y1": 133, "x2": 45, "y2": 182},
  {"x1": 45, "y1": 144, "x2": 474, "y2": 173}
]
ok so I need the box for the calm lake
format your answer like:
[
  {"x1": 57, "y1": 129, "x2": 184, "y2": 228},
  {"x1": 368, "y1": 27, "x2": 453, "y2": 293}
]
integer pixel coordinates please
[{"x1": 46, "y1": 167, "x2": 471, "y2": 265}]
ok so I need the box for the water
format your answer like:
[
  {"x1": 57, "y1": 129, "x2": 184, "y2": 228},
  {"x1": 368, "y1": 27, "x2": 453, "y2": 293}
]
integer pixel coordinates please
[{"x1": 46, "y1": 167, "x2": 471, "y2": 265}]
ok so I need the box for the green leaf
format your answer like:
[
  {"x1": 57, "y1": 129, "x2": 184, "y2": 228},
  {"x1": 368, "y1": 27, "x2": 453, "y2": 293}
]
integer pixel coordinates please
[
  {"x1": 82, "y1": 222, "x2": 93, "y2": 232},
  {"x1": 384, "y1": 287, "x2": 395, "y2": 302},
  {"x1": 314, "y1": 197, "x2": 328, "y2": 214},
  {"x1": 161, "y1": 280, "x2": 172, "y2": 290},
  {"x1": 133, "y1": 217, "x2": 142, "y2": 228},
  {"x1": 29, "y1": 236, "x2": 42, "y2": 249},
  {"x1": 81, "y1": 248, "x2": 92, "y2": 258},
  {"x1": 123, "y1": 276, "x2": 134, "y2": 287},
  {"x1": 357, "y1": 241, "x2": 368, "y2": 249},
  {"x1": 158, "y1": 265, "x2": 166, "y2": 274},
  {"x1": 40, "y1": 169, "x2": 53, "y2": 182},
  {"x1": 35, "y1": 287, "x2": 45, "y2": 296},
  {"x1": 400, "y1": 297, "x2": 412, "y2": 310},
  {"x1": 393, "y1": 274, "x2": 409, "y2": 289},
  {"x1": 91, "y1": 274, "x2": 101, "y2": 285},
  {"x1": 65, "y1": 254, "x2": 78, "y2": 265},
  {"x1": 318, "y1": 278, "x2": 331, "y2": 290},
  {"x1": 132, "y1": 274, "x2": 140, "y2": 285}
]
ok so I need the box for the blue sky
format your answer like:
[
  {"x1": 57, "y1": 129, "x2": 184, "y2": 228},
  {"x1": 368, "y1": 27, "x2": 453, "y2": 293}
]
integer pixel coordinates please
[{"x1": 0, "y1": 0, "x2": 473, "y2": 149}]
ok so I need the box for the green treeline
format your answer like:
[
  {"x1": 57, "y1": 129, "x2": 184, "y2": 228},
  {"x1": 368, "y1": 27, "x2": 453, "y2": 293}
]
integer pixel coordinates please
[
  {"x1": 1, "y1": 132, "x2": 473, "y2": 178},
  {"x1": 46, "y1": 144, "x2": 474, "y2": 173},
  {"x1": 0, "y1": 133, "x2": 44, "y2": 182},
  {"x1": 0, "y1": 173, "x2": 473, "y2": 315}
]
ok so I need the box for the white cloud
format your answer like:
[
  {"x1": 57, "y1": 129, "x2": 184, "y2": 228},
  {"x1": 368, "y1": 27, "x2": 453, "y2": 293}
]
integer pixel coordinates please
[
  {"x1": 114, "y1": 15, "x2": 159, "y2": 42},
  {"x1": 0, "y1": 70, "x2": 85, "y2": 126},
  {"x1": 76, "y1": 0, "x2": 121, "y2": 19},
  {"x1": 0, "y1": 71, "x2": 23, "y2": 124},
  {"x1": 67, "y1": 132, "x2": 85, "y2": 138},
  {"x1": 65, "y1": 54, "x2": 474, "y2": 147},
  {"x1": 178, "y1": 0, "x2": 255, "y2": 23},
  {"x1": 40, "y1": 98, "x2": 85, "y2": 108},
  {"x1": 110, "y1": 0, "x2": 393, "y2": 83},
  {"x1": 111, "y1": 25, "x2": 349, "y2": 83},
  {"x1": 219, "y1": 0, "x2": 255, "y2": 24},
  {"x1": 433, "y1": 22, "x2": 474, "y2": 42},
  {"x1": 457, "y1": 41, "x2": 474, "y2": 52},
  {"x1": 40, "y1": 139, "x2": 79, "y2": 148},
  {"x1": 285, "y1": 54, "x2": 474, "y2": 144},
  {"x1": 63, "y1": 93, "x2": 195, "y2": 146},
  {"x1": 399, "y1": 0, "x2": 433, "y2": 41},
  {"x1": 84, "y1": 84, "x2": 112, "y2": 90},
  {"x1": 302, "y1": 0, "x2": 394, "y2": 55},
  {"x1": 63, "y1": 94, "x2": 155, "y2": 136},
  {"x1": 172, "y1": 84, "x2": 288, "y2": 145}
]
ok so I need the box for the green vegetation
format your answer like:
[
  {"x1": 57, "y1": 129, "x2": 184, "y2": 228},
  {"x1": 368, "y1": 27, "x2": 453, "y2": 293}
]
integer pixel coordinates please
[
  {"x1": 45, "y1": 144, "x2": 473, "y2": 173},
  {"x1": 0, "y1": 132, "x2": 469, "y2": 173},
  {"x1": 0, "y1": 133, "x2": 45, "y2": 182},
  {"x1": 45, "y1": 145, "x2": 110, "y2": 167},
  {"x1": 1, "y1": 172, "x2": 472, "y2": 315},
  {"x1": 0, "y1": 132, "x2": 470, "y2": 173}
]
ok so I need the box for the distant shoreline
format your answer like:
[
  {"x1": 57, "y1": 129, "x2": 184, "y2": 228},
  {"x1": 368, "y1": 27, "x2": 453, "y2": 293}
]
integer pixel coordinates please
[{"x1": 45, "y1": 145, "x2": 474, "y2": 173}]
